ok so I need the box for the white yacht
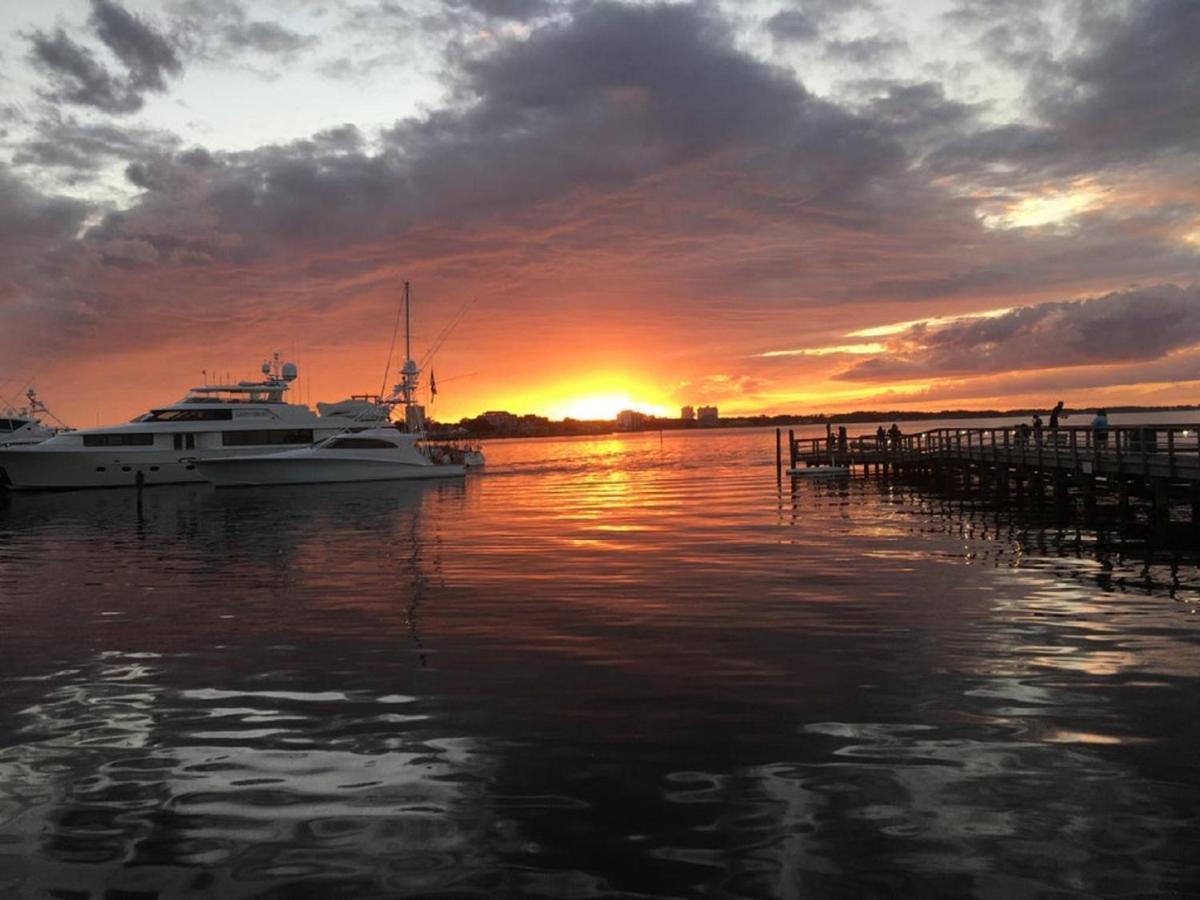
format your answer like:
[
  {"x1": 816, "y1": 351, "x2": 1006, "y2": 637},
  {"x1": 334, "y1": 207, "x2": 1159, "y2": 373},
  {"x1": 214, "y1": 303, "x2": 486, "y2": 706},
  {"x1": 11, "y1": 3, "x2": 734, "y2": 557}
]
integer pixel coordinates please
[
  {"x1": 0, "y1": 357, "x2": 389, "y2": 490},
  {"x1": 193, "y1": 283, "x2": 484, "y2": 487},
  {"x1": 197, "y1": 426, "x2": 468, "y2": 486},
  {"x1": 0, "y1": 389, "x2": 63, "y2": 448}
]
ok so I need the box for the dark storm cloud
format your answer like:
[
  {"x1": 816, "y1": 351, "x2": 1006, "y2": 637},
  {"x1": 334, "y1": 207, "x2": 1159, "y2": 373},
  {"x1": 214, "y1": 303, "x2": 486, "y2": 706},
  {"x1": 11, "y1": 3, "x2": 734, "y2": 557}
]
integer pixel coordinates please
[
  {"x1": 0, "y1": 166, "x2": 89, "y2": 253},
  {"x1": 26, "y1": 1, "x2": 180, "y2": 114},
  {"x1": 85, "y1": 0, "x2": 903, "y2": 262},
  {"x1": 13, "y1": 116, "x2": 180, "y2": 173},
  {"x1": 7, "y1": 0, "x2": 1196, "y2": 369},
  {"x1": 169, "y1": 0, "x2": 318, "y2": 62},
  {"x1": 0, "y1": 165, "x2": 94, "y2": 332},
  {"x1": 933, "y1": 0, "x2": 1200, "y2": 180},
  {"x1": 27, "y1": 28, "x2": 140, "y2": 114},
  {"x1": 836, "y1": 284, "x2": 1200, "y2": 381},
  {"x1": 822, "y1": 36, "x2": 905, "y2": 65},
  {"x1": 765, "y1": 0, "x2": 878, "y2": 44},
  {"x1": 90, "y1": 0, "x2": 181, "y2": 92},
  {"x1": 1041, "y1": 0, "x2": 1200, "y2": 154},
  {"x1": 765, "y1": 10, "x2": 819, "y2": 44},
  {"x1": 451, "y1": 0, "x2": 551, "y2": 21}
]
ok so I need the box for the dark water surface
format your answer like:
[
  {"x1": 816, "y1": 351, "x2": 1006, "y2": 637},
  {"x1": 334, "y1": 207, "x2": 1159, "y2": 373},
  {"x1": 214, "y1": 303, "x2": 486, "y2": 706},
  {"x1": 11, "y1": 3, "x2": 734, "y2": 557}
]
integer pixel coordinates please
[{"x1": 2, "y1": 428, "x2": 1199, "y2": 898}]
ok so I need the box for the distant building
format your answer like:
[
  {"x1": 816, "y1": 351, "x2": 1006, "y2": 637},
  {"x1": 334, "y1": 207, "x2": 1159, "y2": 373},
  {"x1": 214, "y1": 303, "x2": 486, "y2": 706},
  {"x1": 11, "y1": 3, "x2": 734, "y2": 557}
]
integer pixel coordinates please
[
  {"x1": 697, "y1": 406, "x2": 719, "y2": 426},
  {"x1": 616, "y1": 409, "x2": 647, "y2": 431},
  {"x1": 480, "y1": 410, "x2": 521, "y2": 434},
  {"x1": 681, "y1": 405, "x2": 695, "y2": 422}
]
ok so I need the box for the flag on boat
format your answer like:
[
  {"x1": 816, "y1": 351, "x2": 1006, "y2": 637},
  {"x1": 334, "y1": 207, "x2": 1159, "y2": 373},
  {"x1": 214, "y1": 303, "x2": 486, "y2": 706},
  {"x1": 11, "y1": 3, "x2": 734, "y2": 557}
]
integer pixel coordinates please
[{"x1": 430, "y1": 369, "x2": 437, "y2": 400}]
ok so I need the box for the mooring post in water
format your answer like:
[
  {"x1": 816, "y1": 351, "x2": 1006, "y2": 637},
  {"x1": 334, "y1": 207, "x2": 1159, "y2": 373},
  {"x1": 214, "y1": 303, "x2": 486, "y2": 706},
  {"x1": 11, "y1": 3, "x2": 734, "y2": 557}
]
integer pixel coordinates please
[
  {"x1": 788, "y1": 429, "x2": 796, "y2": 470},
  {"x1": 775, "y1": 428, "x2": 782, "y2": 480}
]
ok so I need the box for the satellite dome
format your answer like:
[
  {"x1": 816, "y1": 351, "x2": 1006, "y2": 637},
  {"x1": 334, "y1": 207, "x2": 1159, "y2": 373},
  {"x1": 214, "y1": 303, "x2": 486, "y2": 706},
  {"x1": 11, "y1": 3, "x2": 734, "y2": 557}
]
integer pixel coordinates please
[
  {"x1": 261, "y1": 361, "x2": 272, "y2": 375},
  {"x1": 281, "y1": 362, "x2": 299, "y2": 381}
]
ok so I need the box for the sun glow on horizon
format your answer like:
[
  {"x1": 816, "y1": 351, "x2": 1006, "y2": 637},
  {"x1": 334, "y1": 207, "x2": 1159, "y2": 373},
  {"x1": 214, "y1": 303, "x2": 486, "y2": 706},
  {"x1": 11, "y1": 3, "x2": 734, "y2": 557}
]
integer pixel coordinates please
[{"x1": 545, "y1": 392, "x2": 669, "y2": 421}]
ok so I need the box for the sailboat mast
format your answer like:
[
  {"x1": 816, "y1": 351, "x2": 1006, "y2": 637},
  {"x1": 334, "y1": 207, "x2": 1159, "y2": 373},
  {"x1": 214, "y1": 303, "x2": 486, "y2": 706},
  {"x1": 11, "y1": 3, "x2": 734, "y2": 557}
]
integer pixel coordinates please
[{"x1": 405, "y1": 281, "x2": 411, "y2": 365}]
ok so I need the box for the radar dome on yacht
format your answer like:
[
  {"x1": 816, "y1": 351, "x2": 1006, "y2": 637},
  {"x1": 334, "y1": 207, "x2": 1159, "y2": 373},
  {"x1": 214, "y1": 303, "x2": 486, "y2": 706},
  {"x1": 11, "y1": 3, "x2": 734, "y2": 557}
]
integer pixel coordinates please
[
  {"x1": 282, "y1": 362, "x2": 298, "y2": 381},
  {"x1": 261, "y1": 361, "x2": 272, "y2": 375}
]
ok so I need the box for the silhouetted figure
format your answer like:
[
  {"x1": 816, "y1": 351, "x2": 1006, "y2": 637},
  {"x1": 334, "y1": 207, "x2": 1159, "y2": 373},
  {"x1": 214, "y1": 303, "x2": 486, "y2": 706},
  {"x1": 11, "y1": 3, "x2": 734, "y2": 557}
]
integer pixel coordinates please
[
  {"x1": 876, "y1": 425, "x2": 886, "y2": 449},
  {"x1": 837, "y1": 426, "x2": 848, "y2": 452},
  {"x1": 1016, "y1": 422, "x2": 1031, "y2": 447},
  {"x1": 1091, "y1": 408, "x2": 1109, "y2": 447},
  {"x1": 887, "y1": 423, "x2": 902, "y2": 448},
  {"x1": 1032, "y1": 413, "x2": 1043, "y2": 445},
  {"x1": 1049, "y1": 400, "x2": 1065, "y2": 430}
]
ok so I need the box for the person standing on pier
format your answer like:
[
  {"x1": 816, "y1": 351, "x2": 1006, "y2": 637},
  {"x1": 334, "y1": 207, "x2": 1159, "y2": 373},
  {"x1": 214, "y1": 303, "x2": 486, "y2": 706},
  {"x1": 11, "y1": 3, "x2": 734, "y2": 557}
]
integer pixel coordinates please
[
  {"x1": 887, "y1": 423, "x2": 902, "y2": 448},
  {"x1": 876, "y1": 425, "x2": 886, "y2": 449},
  {"x1": 1032, "y1": 414, "x2": 1044, "y2": 445},
  {"x1": 1091, "y1": 409, "x2": 1109, "y2": 448},
  {"x1": 1049, "y1": 400, "x2": 1065, "y2": 430}
]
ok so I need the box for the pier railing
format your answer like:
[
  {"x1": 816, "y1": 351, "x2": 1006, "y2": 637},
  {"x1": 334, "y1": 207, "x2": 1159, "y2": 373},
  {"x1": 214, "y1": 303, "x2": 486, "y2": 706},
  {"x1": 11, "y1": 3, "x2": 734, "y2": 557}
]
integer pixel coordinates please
[{"x1": 786, "y1": 424, "x2": 1200, "y2": 482}]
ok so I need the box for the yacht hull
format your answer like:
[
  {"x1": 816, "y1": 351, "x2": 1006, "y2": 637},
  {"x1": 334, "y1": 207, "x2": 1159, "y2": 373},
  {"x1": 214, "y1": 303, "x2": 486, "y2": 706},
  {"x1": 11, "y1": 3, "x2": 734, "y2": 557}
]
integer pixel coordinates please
[
  {"x1": 0, "y1": 447, "x2": 297, "y2": 490},
  {"x1": 197, "y1": 456, "x2": 466, "y2": 486}
]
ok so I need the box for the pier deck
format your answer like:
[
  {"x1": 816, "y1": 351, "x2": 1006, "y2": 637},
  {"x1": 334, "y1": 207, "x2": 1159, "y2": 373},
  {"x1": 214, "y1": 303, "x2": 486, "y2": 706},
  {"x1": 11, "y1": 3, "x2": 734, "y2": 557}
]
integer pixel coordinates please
[{"x1": 776, "y1": 424, "x2": 1200, "y2": 525}]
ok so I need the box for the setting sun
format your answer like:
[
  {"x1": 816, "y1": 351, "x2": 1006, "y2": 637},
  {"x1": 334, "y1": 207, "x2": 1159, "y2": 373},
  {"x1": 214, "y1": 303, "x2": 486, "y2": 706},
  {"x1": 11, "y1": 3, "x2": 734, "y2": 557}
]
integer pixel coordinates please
[{"x1": 552, "y1": 393, "x2": 668, "y2": 421}]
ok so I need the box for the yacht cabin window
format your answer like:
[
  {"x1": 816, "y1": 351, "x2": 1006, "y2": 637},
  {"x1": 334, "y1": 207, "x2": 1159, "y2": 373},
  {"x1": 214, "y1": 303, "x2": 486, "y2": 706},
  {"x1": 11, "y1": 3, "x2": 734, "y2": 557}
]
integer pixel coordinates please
[
  {"x1": 221, "y1": 429, "x2": 313, "y2": 446},
  {"x1": 83, "y1": 433, "x2": 155, "y2": 447}
]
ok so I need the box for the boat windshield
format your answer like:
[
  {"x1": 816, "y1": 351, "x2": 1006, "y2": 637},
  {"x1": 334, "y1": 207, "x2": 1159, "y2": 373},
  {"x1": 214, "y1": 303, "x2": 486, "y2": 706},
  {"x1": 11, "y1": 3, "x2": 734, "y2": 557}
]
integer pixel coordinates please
[{"x1": 184, "y1": 384, "x2": 288, "y2": 404}]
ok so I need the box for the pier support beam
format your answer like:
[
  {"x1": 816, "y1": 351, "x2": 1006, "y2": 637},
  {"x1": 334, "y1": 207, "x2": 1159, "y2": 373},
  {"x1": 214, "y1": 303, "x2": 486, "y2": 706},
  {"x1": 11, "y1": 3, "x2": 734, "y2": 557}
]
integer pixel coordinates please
[
  {"x1": 1152, "y1": 478, "x2": 1170, "y2": 527},
  {"x1": 1053, "y1": 471, "x2": 1069, "y2": 511},
  {"x1": 1082, "y1": 476, "x2": 1096, "y2": 521}
]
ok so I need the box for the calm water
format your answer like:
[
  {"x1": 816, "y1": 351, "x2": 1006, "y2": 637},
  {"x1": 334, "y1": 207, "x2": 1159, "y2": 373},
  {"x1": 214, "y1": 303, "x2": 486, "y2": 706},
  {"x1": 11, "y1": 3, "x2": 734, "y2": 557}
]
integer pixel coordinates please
[{"x1": 1, "y1": 426, "x2": 1199, "y2": 898}]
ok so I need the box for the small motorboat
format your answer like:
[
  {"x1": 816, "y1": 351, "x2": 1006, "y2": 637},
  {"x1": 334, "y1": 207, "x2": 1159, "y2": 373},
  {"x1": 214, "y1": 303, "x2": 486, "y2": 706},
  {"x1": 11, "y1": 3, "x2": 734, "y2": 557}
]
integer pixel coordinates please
[{"x1": 195, "y1": 427, "x2": 471, "y2": 486}]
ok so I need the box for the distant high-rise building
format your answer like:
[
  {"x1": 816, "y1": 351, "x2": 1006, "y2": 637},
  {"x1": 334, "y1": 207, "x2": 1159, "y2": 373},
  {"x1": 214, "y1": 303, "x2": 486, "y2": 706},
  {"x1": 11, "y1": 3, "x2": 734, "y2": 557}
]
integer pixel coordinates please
[
  {"x1": 616, "y1": 409, "x2": 647, "y2": 431},
  {"x1": 697, "y1": 406, "x2": 718, "y2": 426},
  {"x1": 681, "y1": 405, "x2": 695, "y2": 421}
]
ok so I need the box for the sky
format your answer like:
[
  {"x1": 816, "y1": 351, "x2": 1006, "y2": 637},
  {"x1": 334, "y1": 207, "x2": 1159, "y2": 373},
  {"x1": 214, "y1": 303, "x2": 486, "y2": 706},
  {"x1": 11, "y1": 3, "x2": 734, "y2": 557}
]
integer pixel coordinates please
[{"x1": 1, "y1": 0, "x2": 1198, "y2": 424}]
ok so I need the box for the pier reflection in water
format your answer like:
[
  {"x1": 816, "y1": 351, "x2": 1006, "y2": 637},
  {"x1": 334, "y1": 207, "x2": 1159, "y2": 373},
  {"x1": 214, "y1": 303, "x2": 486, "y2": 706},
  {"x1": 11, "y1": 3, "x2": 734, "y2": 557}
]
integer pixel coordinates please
[{"x1": 1, "y1": 427, "x2": 1198, "y2": 898}]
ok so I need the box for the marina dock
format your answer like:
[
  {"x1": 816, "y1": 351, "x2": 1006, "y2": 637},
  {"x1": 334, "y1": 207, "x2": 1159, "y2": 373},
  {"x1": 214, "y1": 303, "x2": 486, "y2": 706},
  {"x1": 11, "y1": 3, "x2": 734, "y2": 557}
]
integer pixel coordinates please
[{"x1": 776, "y1": 424, "x2": 1200, "y2": 526}]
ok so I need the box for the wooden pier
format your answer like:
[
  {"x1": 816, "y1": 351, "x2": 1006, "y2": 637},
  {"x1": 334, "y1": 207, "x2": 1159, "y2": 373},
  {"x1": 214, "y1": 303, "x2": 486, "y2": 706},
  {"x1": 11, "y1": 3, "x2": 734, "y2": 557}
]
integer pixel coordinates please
[{"x1": 775, "y1": 424, "x2": 1200, "y2": 526}]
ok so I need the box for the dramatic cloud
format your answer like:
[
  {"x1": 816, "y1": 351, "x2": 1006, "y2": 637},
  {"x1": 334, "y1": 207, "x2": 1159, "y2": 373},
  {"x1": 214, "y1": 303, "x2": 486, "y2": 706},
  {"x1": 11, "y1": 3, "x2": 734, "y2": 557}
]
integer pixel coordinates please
[
  {"x1": 90, "y1": 0, "x2": 181, "y2": 91},
  {"x1": 836, "y1": 285, "x2": 1200, "y2": 381},
  {"x1": 27, "y1": 28, "x2": 141, "y2": 114},
  {"x1": 82, "y1": 1, "x2": 909, "y2": 266},
  {"x1": 932, "y1": 0, "x2": 1200, "y2": 181},
  {"x1": 26, "y1": 0, "x2": 180, "y2": 113},
  {"x1": 169, "y1": 0, "x2": 318, "y2": 63},
  {"x1": 451, "y1": 0, "x2": 552, "y2": 21},
  {"x1": 13, "y1": 116, "x2": 180, "y2": 173},
  {"x1": 766, "y1": 10, "x2": 819, "y2": 44},
  {"x1": 766, "y1": 0, "x2": 877, "y2": 44}
]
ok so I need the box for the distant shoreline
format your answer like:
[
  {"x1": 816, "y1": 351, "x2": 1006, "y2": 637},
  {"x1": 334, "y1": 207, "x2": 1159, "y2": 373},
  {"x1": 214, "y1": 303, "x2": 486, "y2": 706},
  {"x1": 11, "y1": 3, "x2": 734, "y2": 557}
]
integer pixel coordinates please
[{"x1": 438, "y1": 404, "x2": 1200, "y2": 441}]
